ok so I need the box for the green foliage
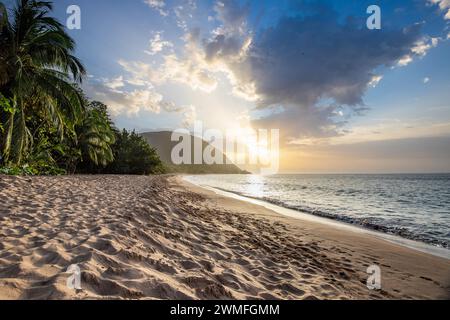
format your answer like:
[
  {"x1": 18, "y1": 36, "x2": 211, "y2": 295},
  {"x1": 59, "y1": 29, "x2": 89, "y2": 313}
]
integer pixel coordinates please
[
  {"x1": 0, "y1": 93, "x2": 12, "y2": 113},
  {"x1": 0, "y1": 0, "x2": 85, "y2": 164},
  {"x1": 0, "y1": 1, "x2": 165, "y2": 176},
  {"x1": 0, "y1": 165, "x2": 34, "y2": 175},
  {"x1": 0, "y1": 163, "x2": 66, "y2": 176},
  {"x1": 105, "y1": 129, "x2": 166, "y2": 175},
  {"x1": 0, "y1": 92, "x2": 13, "y2": 133},
  {"x1": 75, "y1": 101, "x2": 116, "y2": 172}
]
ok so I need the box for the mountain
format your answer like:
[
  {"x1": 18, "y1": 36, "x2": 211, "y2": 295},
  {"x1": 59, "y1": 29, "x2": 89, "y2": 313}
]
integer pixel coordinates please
[{"x1": 140, "y1": 131, "x2": 249, "y2": 174}]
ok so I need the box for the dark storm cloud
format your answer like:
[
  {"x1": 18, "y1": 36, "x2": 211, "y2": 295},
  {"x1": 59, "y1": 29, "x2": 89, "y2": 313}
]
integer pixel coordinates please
[
  {"x1": 206, "y1": 3, "x2": 425, "y2": 139},
  {"x1": 248, "y1": 14, "x2": 421, "y2": 107},
  {"x1": 202, "y1": 0, "x2": 252, "y2": 63},
  {"x1": 204, "y1": 33, "x2": 245, "y2": 62}
]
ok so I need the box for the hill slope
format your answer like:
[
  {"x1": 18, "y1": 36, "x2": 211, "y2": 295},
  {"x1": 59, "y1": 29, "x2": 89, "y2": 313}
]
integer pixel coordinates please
[{"x1": 140, "y1": 131, "x2": 248, "y2": 174}]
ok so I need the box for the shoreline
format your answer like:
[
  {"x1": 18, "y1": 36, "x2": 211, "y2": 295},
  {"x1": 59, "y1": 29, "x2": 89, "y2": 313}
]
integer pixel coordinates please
[
  {"x1": 0, "y1": 174, "x2": 449, "y2": 299},
  {"x1": 178, "y1": 175, "x2": 450, "y2": 299},
  {"x1": 183, "y1": 176, "x2": 450, "y2": 260}
]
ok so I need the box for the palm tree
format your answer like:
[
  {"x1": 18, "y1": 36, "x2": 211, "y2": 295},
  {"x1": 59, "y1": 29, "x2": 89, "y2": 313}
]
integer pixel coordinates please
[
  {"x1": 0, "y1": 0, "x2": 86, "y2": 165},
  {"x1": 76, "y1": 101, "x2": 116, "y2": 171}
]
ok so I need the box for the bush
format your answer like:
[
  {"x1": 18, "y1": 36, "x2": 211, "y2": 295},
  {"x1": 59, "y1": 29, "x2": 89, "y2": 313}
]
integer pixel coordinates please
[
  {"x1": 103, "y1": 129, "x2": 166, "y2": 175},
  {"x1": 0, "y1": 163, "x2": 66, "y2": 176}
]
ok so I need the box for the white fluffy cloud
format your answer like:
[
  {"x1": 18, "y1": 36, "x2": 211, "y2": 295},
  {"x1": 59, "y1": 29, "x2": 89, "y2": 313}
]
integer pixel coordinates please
[
  {"x1": 116, "y1": 1, "x2": 253, "y2": 96},
  {"x1": 145, "y1": 32, "x2": 173, "y2": 56},
  {"x1": 143, "y1": 0, "x2": 168, "y2": 16},
  {"x1": 397, "y1": 36, "x2": 439, "y2": 67},
  {"x1": 85, "y1": 73, "x2": 197, "y2": 128},
  {"x1": 126, "y1": 89, "x2": 163, "y2": 114},
  {"x1": 174, "y1": 0, "x2": 197, "y2": 31},
  {"x1": 117, "y1": 60, "x2": 154, "y2": 87},
  {"x1": 117, "y1": 30, "x2": 220, "y2": 93},
  {"x1": 369, "y1": 75, "x2": 383, "y2": 88},
  {"x1": 85, "y1": 74, "x2": 167, "y2": 116},
  {"x1": 104, "y1": 76, "x2": 125, "y2": 90},
  {"x1": 160, "y1": 53, "x2": 219, "y2": 92},
  {"x1": 429, "y1": 0, "x2": 450, "y2": 19}
]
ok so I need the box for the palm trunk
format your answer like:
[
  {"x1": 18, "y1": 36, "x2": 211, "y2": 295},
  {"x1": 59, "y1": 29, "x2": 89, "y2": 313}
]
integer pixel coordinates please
[{"x1": 2, "y1": 97, "x2": 16, "y2": 164}]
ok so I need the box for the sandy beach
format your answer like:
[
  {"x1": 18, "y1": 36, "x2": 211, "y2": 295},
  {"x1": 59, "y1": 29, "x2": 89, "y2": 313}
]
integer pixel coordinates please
[{"x1": 0, "y1": 174, "x2": 448, "y2": 300}]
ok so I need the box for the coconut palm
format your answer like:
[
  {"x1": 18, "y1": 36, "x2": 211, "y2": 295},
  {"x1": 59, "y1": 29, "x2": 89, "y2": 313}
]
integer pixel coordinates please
[
  {"x1": 77, "y1": 101, "x2": 116, "y2": 170},
  {"x1": 0, "y1": 0, "x2": 86, "y2": 164}
]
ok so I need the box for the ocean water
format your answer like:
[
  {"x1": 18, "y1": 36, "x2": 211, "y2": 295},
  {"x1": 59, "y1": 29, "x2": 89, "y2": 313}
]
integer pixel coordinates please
[{"x1": 185, "y1": 174, "x2": 450, "y2": 249}]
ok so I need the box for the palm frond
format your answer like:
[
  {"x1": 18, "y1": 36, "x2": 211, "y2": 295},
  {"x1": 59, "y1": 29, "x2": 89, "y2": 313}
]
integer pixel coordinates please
[{"x1": 1, "y1": 0, "x2": 86, "y2": 165}]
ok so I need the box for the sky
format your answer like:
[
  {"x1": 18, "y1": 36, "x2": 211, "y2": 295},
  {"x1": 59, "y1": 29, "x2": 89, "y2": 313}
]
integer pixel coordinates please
[{"x1": 5, "y1": 0, "x2": 450, "y2": 173}]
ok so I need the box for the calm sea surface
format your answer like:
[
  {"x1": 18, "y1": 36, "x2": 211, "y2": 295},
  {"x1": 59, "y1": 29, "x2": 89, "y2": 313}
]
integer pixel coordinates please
[{"x1": 186, "y1": 174, "x2": 450, "y2": 249}]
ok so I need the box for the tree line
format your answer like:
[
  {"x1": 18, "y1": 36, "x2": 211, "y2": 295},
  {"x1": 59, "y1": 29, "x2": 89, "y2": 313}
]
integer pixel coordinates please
[{"x1": 0, "y1": 0, "x2": 165, "y2": 175}]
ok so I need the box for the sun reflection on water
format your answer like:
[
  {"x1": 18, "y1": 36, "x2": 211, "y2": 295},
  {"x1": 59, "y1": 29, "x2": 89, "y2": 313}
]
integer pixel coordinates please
[{"x1": 245, "y1": 174, "x2": 266, "y2": 198}]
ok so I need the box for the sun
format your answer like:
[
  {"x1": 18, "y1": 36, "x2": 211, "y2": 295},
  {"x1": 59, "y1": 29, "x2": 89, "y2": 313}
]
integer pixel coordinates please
[{"x1": 222, "y1": 126, "x2": 276, "y2": 167}]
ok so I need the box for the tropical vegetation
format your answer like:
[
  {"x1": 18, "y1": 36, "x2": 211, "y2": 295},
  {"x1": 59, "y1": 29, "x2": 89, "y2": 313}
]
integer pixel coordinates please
[{"x1": 0, "y1": 0, "x2": 165, "y2": 175}]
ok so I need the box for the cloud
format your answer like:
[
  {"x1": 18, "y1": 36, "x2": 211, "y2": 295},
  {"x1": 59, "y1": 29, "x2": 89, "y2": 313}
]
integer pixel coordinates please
[
  {"x1": 368, "y1": 75, "x2": 383, "y2": 88},
  {"x1": 397, "y1": 55, "x2": 414, "y2": 67},
  {"x1": 104, "y1": 76, "x2": 125, "y2": 90},
  {"x1": 149, "y1": 2, "x2": 253, "y2": 94},
  {"x1": 115, "y1": 0, "x2": 437, "y2": 140},
  {"x1": 224, "y1": 12, "x2": 424, "y2": 138},
  {"x1": 429, "y1": 0, "x2": 450, "y2": 19},
  {"x1": 85, "y1": 78, "x2": 165, "y2": 116},
  {"x1": 145, "y1": 32, "x2": 173, "y2": 56},
  {"x1": 129, "y1": 0, "x2": 428, "y2": 140},
  {"x1": 185, "y1": 1, "x2": 441, "y2": 140},
  {"x1": 121, "y1": 56, "x2": 218, "y2": 93},
  {"x1": 115, "y1": 1, "x2": 252, "y2": 95},
  {"x1": 181, "y1": 105, "x2": 197, "y2": 127},
  {"x1": 126, "y1": 89, "x2": 164, "y2": 114},
  {"x1": 252, "y1": 104, "x2": 348, "y2": 141},
  {"x1": 413, "y1": 37, "x2": 439, "y2": 55},
  {"x1": 117, "y1": 60, "x2": 154, "y2": 86},
  {"x1": 85, "y1": 75, "x2": 197, "y2": 128},
  {"x1": 423, "y1": 77, "x2": 431, "y2": 83},
  {"x1": 285, "y1": 136, "x2": 450, "y2": 173},
  {"x1": 160, "y1": 53, "x2": 219, "y2": 92},
  {"x1": 214, "y1": 0, "x2": 250, "y2": 32},
  {"x1": 244, "y1": 18, "x2": 421, "y2": 106},
  {"x1": 144, "y1": 0, "x2": 168, "y2": 16},
  {"x1": 118, "y1": 30, "x2": 220, "y2": 93},
  {"x1": 174, "y1": 0, "x2": 197, "y2": 31},
  {"x1": 290, "y1": 119, "x2": 450, "y2": 146},
  {"x1": 397, "y1": 36, "x2": 439, "y2": 66}
]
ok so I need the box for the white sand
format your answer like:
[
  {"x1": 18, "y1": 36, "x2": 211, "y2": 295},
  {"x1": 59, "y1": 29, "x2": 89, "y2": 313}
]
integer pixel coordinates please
[{"x1": 0, "y1": 175, "x2": 448, "y2": 299}]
